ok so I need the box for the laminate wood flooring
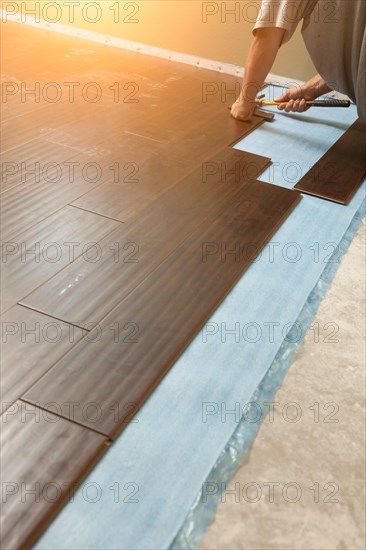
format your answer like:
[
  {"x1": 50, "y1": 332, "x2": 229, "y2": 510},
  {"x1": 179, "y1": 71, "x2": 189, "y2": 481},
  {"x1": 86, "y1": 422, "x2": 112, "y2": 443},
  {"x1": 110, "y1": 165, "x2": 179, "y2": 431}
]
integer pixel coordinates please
[{"x1": 0, "y1": 20, "x2": 301, "y2": 548}]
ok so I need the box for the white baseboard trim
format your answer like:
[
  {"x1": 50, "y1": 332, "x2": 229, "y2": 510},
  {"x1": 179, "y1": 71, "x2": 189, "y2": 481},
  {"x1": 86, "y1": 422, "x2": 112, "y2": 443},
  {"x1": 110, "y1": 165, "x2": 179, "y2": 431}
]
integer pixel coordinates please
[{"x1": 1, "y1": 9, "x2": 305, "y2": 89}]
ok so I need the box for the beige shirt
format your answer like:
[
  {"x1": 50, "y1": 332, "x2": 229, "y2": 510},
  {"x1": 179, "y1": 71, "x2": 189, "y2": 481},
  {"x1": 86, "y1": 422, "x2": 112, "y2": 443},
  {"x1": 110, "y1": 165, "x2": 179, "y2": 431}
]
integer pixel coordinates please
[{"x1": 254, "y1": 0, "x2": 366, "y2": 118}]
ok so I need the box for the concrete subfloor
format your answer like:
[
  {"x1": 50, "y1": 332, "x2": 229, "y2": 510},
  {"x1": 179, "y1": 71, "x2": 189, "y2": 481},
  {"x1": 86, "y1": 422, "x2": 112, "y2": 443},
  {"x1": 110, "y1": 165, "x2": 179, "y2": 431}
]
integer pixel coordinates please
[{"x1": 201, "y1": 218, "x2": 366, "y2": 550}]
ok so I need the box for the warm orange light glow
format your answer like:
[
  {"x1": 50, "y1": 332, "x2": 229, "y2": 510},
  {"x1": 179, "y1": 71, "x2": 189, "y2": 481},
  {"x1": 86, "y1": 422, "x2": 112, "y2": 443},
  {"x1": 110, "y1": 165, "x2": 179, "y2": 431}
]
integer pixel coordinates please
[{"x1": 2, "y1": 1, "x2": 316, "y2": 81}]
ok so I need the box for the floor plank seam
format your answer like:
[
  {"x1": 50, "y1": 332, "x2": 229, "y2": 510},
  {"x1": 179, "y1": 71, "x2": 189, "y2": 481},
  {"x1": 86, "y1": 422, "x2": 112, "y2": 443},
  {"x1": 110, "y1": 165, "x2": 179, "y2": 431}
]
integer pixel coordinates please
[
  {"x1": 67, "y1": 176, "x2": 278, "y2": 331},
  {"x1": 15, "y1": 303, "x2": 91, "y2": 331},
  {"x1": 2, "y1": 219, "x2": 122, "y2": 312},
  {"x1": 67, "y1": 203, "x2": 126, "y2": 223},
  {"x1": 1, "y1": 190, "x2": 106, "y2": 243},
  {"x1": 1, "y1": 97, "x2": 112, "y2": 159},
  {"x1": 1, "y1": 21, "x2": 307, "y2": 548},
  {"x1": 21, "y1": 181, "x2": 301, "y2": 441},
  {"x1": 18, "y1": 398, "x2": 115, "y2": 440}
]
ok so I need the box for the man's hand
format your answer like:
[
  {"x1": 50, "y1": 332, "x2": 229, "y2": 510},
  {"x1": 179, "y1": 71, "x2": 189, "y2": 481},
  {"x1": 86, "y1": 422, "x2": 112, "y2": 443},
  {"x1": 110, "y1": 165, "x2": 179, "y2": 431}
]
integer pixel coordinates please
[
  {"x1": 231, "y1": 98, "x2": 256, "y2": 121},
  {"x1": 274, "y1": 86, "x2": 314, "y2": 113},
  {"x1": 274, "y1": 75, "x2": 332, "y2": 113}
]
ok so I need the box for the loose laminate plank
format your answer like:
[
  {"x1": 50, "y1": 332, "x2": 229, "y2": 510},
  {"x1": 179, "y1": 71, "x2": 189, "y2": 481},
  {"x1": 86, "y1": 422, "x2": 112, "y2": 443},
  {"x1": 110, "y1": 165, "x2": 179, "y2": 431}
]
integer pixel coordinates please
[
  {"x1": 22, "y1": 180, "x2": 301, "y2": 438},
  {"x1": 1, "y1": 305, "x2": 84, "y2": 412},
  {"x1": 21, "y1": 148, "x2": 271, "y2": 327},
  {"x1": 294, "y1": 119, "x2": 366, "y2": 204},
  {"x1": 0, "y1": 401, "x2": 108, "y2": 550}
]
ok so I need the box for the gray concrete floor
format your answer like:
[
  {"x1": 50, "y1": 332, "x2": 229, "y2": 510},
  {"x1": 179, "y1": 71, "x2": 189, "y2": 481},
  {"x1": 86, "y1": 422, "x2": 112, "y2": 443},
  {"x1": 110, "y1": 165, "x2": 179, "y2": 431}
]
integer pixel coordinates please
[{"x1": 201, "y1": 218, "x2": 366, "y2": 550}]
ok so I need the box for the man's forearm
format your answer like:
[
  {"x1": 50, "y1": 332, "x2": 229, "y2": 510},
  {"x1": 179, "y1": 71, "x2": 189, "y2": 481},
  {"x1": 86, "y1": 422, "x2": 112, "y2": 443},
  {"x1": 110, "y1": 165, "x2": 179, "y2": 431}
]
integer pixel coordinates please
[{"x1": 240, "y1": 28, "x2": 286, "y2": 103}]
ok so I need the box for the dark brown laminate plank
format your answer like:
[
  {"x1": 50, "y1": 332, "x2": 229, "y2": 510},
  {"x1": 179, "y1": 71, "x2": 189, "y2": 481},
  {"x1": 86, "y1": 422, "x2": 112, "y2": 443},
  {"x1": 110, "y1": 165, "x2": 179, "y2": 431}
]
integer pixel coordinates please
[
  {"x1": 1, "y1": 206, "x2": 119, "y2": 313},
  {"x1": 1, "y1": 305, "x2": 85, "y2": 412},
  {"x1": 0, "y1": 99, "x2": 117, "y2": 154},
  {"x1": 4, "y1": 22, "x2": 256, "y2": 155},
  {"x1": 70, "y1": 111, "x2": 265, "y2": 220},
  {"x1": 0, "y1": 133, "x2": 162, "y2": 242},
  {"x1": 1, "y1": 64, "x2": 176, "y2": 129},
  {"x1": 0, "y1": 401, "x2": 108, "y2": 550},
  {"x1": 1, "y1": 138, "x2": 107, "y2": 195},
  {"x1": 0, "y1": 21, "x2": 243, "y2": 112},
  {"x1": 20, "y1": 148, "x2": 271, "y2": 326},
  {"x1": 0, "y1": 44, "x2": 150, "y2": 121},
  {"x1": 23, "y1": 75, "x2": 234, "y2": 159},
  {"x1": 1, "y1": 71, "x2": 197, "y2": 158},
  {"x1": 294, "y1": 119, "x2": 366, "y2": 204},
  {"x1": 102, "y1": 89, "x2": 260, "y2": 145},
  {"x1": 1, "y1": 24, "x2": 248, "y2": 140},
  {"x1": 0, "y1": 80, "x2": 120, "y2": 122},
  {"x1": 22, "y1": 180, "x2": 301, "y2": 438}
]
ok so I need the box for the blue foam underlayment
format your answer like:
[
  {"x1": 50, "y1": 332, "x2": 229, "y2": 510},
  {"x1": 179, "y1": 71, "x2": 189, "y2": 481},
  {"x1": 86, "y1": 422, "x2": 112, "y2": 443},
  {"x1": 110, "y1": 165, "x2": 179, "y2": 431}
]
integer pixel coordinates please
[
  {"x1": 34, "y1": 87, "x2": 365, "y2": 550},
  {"x1": 172, "y1": 200, "x2": 366, "y2": 550}
]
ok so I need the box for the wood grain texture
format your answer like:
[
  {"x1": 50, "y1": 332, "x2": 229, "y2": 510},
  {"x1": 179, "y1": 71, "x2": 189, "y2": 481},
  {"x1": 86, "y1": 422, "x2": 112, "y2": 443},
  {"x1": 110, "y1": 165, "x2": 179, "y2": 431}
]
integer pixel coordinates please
[
  {"x1": 74, "y1": 116, "x2": 264, "y2": 210},
  {"x1": 1, "y1": 100, "x2": 104, "y2": 153},
  {"x1": 0, "y1": 133, "x2": 162, "y2": 242},
  {"x1": 1, "y1": 139, "x2": 88, "y2": 194},
  {"x1": 22, "y1": 181, "x2": 301, "y2": 438},
  {"x1": 294, "y1": 119, "x2": 366, "y2": 204},
  {"x1": 70, "y1": 111, "x2": 265, "y2": 222},
  {"x1": 1, "y1": 206, "x2": 119, "y2": 313},
  {"x1": 0, "y1": 401, "x2": 108, "y2": 550},
  {"x1": 1, "y1": 20, "x2": 292, "y2": 548},
  {"x1": 20, "y1": 148, "x2": 271, "y2": 326},
  {"x1": 1, "y1": 305, "x2": 84, "y2": 412}
]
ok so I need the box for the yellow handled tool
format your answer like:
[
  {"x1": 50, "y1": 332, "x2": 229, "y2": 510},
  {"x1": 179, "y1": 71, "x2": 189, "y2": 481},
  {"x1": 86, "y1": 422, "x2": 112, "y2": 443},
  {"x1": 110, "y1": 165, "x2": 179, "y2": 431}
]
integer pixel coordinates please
[{"x1": 258, "y1": 99, "x2": 351, "y2": 108}]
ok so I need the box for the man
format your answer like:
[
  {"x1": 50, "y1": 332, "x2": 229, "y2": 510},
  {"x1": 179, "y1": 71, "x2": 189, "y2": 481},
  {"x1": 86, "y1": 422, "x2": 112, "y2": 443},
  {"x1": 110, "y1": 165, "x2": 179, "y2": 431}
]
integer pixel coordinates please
[{"x1": 231, "y1": 0, "x2": 365, "y2": 120}]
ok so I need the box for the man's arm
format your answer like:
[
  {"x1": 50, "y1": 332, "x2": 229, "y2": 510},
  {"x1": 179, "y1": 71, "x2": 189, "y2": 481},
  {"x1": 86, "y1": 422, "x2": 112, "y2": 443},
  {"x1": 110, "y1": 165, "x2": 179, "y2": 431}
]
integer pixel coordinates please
[{"x1": 231, "y1": 27, "x2": 286, "y2": 121}]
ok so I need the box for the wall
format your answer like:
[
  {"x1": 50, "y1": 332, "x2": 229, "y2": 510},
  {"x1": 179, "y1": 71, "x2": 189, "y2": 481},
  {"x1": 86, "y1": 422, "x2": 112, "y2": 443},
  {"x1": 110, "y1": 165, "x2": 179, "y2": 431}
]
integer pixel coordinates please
[{"x1": 2, "y1": 0, "x2": 316, "y2": 81}]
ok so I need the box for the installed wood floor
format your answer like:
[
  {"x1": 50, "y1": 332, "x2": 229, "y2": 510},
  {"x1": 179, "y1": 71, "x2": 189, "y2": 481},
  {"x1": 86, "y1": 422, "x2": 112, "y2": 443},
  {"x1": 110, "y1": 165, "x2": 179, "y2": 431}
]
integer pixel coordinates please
[{"x1": 1, "y1": 22, "x2": 301, "y2": 549}]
